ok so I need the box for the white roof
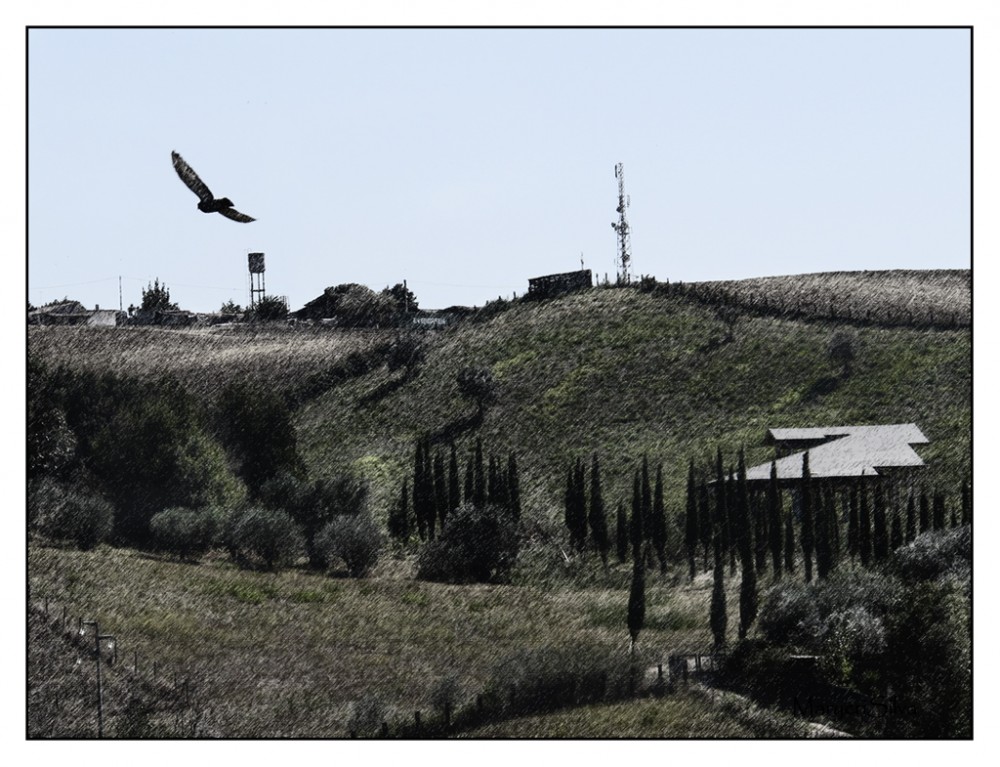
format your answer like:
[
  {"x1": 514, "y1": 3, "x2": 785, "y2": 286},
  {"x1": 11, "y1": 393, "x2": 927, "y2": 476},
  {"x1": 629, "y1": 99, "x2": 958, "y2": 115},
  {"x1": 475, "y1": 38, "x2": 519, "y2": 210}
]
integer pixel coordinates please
[{"x1": 748, "y1": 424, "x2": 928, "y2": 481}]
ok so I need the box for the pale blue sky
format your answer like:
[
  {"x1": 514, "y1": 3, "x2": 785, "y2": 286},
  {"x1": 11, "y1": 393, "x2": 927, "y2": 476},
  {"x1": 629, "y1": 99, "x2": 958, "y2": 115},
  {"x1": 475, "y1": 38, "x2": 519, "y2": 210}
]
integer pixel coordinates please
[{"x1": 27, "y1": 27, "x2": 970, "y2": 313}]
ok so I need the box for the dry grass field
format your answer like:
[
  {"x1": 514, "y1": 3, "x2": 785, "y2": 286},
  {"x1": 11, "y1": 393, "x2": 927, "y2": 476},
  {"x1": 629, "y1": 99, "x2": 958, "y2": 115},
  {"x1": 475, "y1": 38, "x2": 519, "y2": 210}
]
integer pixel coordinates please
[
  {"x1": 29, "y1": 542, "x2": 751, "y2": 737},
  {"x1": 27, "y1": 323, "x2": 393, "y2": 401}
]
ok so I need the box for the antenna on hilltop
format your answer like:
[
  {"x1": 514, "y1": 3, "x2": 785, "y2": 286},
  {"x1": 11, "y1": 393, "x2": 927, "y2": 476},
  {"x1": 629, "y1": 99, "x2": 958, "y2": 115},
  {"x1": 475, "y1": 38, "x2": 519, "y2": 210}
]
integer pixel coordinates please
[{"x1": 611, "y1": 162, "x2": 632, "y2": 284}]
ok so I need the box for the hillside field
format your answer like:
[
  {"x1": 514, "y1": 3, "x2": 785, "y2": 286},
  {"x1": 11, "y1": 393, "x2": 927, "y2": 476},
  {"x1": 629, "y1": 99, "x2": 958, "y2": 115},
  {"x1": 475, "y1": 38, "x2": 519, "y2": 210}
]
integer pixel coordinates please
[{"x1": 27, "y1": 270, "x2": 972, "y2": 737}]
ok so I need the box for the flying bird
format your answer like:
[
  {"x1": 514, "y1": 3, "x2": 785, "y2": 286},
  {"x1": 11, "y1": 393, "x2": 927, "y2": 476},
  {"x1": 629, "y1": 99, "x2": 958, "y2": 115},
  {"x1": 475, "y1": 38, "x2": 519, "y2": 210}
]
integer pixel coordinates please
[{"x1": 171, "y1": 151, "x2": 256, "y2": 223}]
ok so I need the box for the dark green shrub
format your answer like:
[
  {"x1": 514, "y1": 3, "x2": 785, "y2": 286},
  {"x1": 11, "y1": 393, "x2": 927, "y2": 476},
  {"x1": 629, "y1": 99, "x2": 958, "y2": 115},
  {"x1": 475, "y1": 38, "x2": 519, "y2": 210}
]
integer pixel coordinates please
[
  {"x1": 28, "y1": 479, "x2": 112, "y2": 550},
  {"x1": 149, "y1": 506, "x2": 222, "y2": 559},
  {"x1": 892, "y1": 526, "x2": 971, "y2": 582},
  {"x1": 416, "y1": 503, "x2": 518, "y2": 583},
  {"x1": 315, "y1": 514, "x2": 383, "y2": 577},
  {"x1": 758, "y1": 581, "x2": 821, "y2": 646},
  {"x1": 259, "y1": 472, "x2": 368, "y2": 568},
  {"x1": 225, "y1": 507, "x2": 303, "y2": 570}
]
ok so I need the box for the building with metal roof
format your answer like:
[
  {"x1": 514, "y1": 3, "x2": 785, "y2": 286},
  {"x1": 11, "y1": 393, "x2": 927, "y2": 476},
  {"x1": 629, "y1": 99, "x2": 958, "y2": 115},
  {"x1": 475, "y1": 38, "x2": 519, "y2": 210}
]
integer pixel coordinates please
[{"x1": 746, "y1": 424, "x2": 928, "y2": 484}]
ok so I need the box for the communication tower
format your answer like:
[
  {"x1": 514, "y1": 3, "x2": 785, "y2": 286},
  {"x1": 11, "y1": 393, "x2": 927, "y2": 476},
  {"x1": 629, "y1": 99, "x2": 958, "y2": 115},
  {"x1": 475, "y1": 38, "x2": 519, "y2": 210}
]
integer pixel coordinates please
[
  {"x1": 248, "y1": 252, "x2": 266, "y2": 310},
  {"x1": 611, "y1": 163, "x2": 632, "y2": 284}
]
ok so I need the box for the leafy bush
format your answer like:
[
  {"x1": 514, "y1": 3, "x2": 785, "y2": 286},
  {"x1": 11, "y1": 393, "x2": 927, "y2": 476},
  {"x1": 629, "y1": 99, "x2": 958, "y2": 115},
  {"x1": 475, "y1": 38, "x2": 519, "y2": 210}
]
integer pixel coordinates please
[
  {"x1": 87, "y1": 378, "x2": 244, "y2": 543},
  {"x1": 813, "y1": 568, "x2": 903, "y2": 619},
  {"x1": 417, "y1": 504, "x2": 518, "y2": 583},
  {"x1": 884, "y1": 576, "x2": 971, "y2": 737},
  {"x1": 483, "y1": 643, "x2": 625, "y2": 718},
  {"x1": 251, "y1": 295, "x2": 288, "y2": 321},
  {"x1": 260, "y1": 472, "x2": 369, "y2": 568},
  {"x1": 758, "y1": 581, "x2": 821, "y2": 646},
  {"x1": 892, "y1": 526, "x2": 971, "y2": 582},
  {"x1": 224, "y1": 507, "x2": 304, "y2": 570},
  {"x1": 315, "y1": 514, "x2": 383, "y2": 577},
  {"x1": 149, "y1": 506, "x2": 222, "y2": 559},
  {"x1": 28, "y1": 479, "x2": 112, "y2": 550}
]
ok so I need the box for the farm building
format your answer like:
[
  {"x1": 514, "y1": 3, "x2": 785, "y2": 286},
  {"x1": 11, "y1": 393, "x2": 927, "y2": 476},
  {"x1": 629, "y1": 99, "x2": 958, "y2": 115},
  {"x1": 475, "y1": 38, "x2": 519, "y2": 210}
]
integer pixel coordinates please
[
  {"x1": 746, "y1": 424, "x2": 928, "y2": 484},
  {"x1": 29, "y1": 302, "x2": 122, "y2": 327},
  {"x1": 743, "y1": 423, "x2": 929, "y2": 512},
  {"x1": 527, "y1": 269, "x2": 593, "y2": 299}
]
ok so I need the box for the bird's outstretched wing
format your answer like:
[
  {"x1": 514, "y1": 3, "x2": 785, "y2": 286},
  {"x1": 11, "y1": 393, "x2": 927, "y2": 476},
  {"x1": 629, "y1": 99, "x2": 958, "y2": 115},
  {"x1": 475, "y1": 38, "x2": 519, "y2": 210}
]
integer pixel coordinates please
[
  {"x1": 218, "y1": 207, "x2": 256, "y2": 223},
  {"x1": 171, "y1": 151, "x2": 214, "y2": 204}
]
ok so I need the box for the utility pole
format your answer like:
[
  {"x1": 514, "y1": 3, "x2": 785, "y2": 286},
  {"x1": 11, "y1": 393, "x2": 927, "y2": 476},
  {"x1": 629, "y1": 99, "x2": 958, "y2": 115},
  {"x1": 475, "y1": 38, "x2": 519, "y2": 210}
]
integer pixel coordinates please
[
  {"x1": 83, "y1": 620, "x2": 116, "y2": 738},
  {"x1": 611, "y1": 163, "x2": 633, "y2": 284}
]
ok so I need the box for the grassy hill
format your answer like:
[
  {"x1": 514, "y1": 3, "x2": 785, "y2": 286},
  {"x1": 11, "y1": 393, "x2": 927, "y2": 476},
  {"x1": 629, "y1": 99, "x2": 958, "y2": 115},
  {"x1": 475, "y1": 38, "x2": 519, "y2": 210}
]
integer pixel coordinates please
[
  {"x1": 29, "y1": 270, "x2": 971, "y2": 539},
  {"x1": 26, "y1": 269, "x2": 972, "y2": 738},
  {"x1": 292, "y1": 274, "x2": 970, "y2": 529}
]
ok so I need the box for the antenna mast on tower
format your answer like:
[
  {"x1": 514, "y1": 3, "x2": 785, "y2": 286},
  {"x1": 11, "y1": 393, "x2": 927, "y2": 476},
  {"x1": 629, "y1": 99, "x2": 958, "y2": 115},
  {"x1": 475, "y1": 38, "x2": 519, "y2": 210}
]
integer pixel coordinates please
[{"x1": 611, "y1": 162, "x2": 632, "y2": 284}]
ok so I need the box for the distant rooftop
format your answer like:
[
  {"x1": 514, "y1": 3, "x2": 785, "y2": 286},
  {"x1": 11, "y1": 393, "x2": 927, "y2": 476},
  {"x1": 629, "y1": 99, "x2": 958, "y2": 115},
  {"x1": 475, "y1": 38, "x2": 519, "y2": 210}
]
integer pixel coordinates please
[{"x1": 747, "y1": 424, "x2": 928, "y2": 481}]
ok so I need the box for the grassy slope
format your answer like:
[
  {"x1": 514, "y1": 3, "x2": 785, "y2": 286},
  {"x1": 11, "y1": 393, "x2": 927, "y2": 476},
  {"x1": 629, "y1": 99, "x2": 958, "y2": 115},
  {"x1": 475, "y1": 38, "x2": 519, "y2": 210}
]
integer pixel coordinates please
[
  {"x1": 29, "y1": 544, "x2": 736, "y2": 737},
  {"x1": 295, "y1": 283, "x2": 970, "y2": 529},
  {"x1": 27, "y1": 323, "x2": 392, "y2": 401},
  {"x1": 27, "y1": 272, "x2": 971, "y2": 737},
  {"x1": 459, "y1": 687, "x2": 815, "y2": 738}
]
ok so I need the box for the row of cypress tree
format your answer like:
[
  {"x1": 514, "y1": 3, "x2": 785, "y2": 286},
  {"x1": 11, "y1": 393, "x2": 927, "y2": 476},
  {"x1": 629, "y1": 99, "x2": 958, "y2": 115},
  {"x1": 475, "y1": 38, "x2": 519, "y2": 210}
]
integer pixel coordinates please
[
  {"x1": 388, "y1": 437, "x2": 521, "y2": 542},
  {"x1": 562, "y1": 454, "x2": 669, "y2": 571},
  {"x1": 696, "y1": 447, "x2": 971, "y2": 647},
  {"x1": 686, "y1": 450, "x2": 971, "y2": 586}
]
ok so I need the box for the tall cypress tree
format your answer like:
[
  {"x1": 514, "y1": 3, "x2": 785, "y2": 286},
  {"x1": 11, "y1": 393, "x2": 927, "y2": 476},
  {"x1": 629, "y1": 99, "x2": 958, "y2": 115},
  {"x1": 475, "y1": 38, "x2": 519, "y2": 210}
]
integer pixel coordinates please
[
  {"x1": 932, "y1": 490, "x2": 946, "y2": 531},
  {"x1": 424, "y1": 439, "x2": 436, "y2": 540},
  {"x1": 486, "y1": 454, "x2": 498, "y2": 506},
  {"x1": 388, "y1": 479, "x2": 410, "y2": 541},
  {"x1": 919, "y1": 486, "x2": 930, "y2": 533},
  {"x1": 433, "y1": 450, "x2": 447, "y2": 531},
  {"x1": 699, "y1": 461, "x2": 713, "y2": 571},
  {"x1": 905, "y1": 491, "x2": 917, "y2": 542},
  {"x1": 737, "y1": 448, "x2": 757, "y2": 638},
  {"x1": 414, "y1": 439, "x2": 427, "y2": 541},
  {"x1": 698, "y1": 482, "x2": 712, "y2": 573},
  {"x1": 767, "y1": 460, "x2": 783, "y2": 579},
  {"x1": 784, "y1": 496, "x2": 795, "y2": 574},
  {"x1": 615, "y1": 502, "x2": 629, "y2": 564},
  {"x1": 630, "y1": 470, "x2": 643, "y2": 563},
  {"x1": 873, "y1": 483, "x2": 889, "y2": 562},
  {"x1": 627, "y1": 559, "x2": 646, "y2": 657},
  {"x1": 685, "y1": 459, "x2": 699, "y2": 581},
  {"x1": 589, "y1": 453, "x2": 610, "y2": 566},
  {"x1": 575, "y1": 457, "x2": 588, "y2": 551},
  {"x1": 473, "y1": 438, "x2": 486, "y2": 508},
  {"x1": 641, "y1": 456, "x2": 653, "y2": 569},
  {"x1": 961, "y1": 477, "x2": 971, "y2": 526},
  {"x1": 890, "y1": 504, "x2": 903, "y2": 550},
  {"x1": 830, "y1": 489, "x2": 841, "y2": 566},
  {"x1": 710, "y1": 526, "x2": 727, "y2": 649},
  {"x1": 652, "y1": 464, "x2": 668, "y2": 573},
  {"x1": 464, "y1": 448, "x2": 474, "y2": 505},
  {"x1": 858, "y1": 477, "x2": 872, "y2": 567},
  {"x1": 847, "y1": 485, "x2": 859, "y2": 557},
  {"x1": 507, "y1": 452, "x2": 521, "y2": 520},
  {"x1": 815, "y1": 484, "x2": 830, "y2": 579},
  {"x1": 714, "y1": 448, "x2": 729, "y2": 574},
  {"x1": 799, "y1": 452, "x2": 814, "y2": 583},
  {"x1": 564, "y1": 466, "x2": 574, "y2": 541},
  {"x1": 726, "y1": 468, "x2": 738, "y2": 575},
  {"x1": 448, "y1": 443, "x2": 461, "y2": 519},
  {"x1": 754, "y1": 489, "x2": 768, "y2": 575}
]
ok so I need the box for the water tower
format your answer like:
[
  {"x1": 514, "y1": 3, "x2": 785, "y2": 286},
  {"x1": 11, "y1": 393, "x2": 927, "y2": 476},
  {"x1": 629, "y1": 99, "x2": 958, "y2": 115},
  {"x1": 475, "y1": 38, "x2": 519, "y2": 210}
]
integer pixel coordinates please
[{"x1": 248, "y1": 252, "x2": 265, "y2": 310}]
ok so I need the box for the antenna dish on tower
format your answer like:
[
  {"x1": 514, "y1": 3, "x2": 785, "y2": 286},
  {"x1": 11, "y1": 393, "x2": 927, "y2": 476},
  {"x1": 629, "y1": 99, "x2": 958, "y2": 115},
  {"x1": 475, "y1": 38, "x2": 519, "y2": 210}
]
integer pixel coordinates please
[{"x1": 611, "y1": 163, "x2": 632, "y2": 284}]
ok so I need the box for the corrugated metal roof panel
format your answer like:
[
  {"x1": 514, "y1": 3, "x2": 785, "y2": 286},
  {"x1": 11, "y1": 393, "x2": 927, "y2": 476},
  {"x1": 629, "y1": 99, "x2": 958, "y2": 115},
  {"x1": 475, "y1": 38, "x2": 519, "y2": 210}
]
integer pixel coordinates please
[{"x1": 749, "y1": 424, "x2": 928, "y2": 481}]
